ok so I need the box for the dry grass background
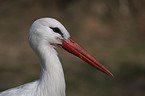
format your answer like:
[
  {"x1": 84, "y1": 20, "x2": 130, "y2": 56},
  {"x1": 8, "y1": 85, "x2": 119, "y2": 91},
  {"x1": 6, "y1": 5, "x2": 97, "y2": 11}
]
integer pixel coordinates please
[{"x1": 0, "y1": 0, "x2": 145, "y2": 96}]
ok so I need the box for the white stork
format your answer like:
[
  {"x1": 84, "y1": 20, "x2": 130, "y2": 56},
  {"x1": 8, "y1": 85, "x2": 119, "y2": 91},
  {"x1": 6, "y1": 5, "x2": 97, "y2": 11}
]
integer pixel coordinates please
[{"x1": 0, "y1": 18, "x2": 113, "y2": 96}]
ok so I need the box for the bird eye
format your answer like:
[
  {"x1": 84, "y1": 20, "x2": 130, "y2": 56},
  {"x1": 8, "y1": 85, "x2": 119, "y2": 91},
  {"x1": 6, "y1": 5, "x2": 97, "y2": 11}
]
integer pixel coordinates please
[{"x1": 50, "y1": 27, "x2": 64, "y2": 38}]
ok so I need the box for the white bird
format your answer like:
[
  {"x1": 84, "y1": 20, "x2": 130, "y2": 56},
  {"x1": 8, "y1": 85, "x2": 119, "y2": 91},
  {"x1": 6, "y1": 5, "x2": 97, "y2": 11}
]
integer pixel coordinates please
[{"x1": 0, "y1": 18, "x2": 113, "y2": 96}]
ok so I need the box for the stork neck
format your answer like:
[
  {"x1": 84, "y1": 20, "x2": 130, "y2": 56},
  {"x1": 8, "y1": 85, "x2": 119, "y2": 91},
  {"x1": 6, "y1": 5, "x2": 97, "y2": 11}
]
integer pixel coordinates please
[{"x1": 35, "y1": 44, "x2": 66, "y2": 96}]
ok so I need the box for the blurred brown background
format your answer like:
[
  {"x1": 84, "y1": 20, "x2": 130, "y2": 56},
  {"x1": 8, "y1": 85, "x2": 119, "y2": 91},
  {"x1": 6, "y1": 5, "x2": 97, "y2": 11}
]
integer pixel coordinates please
[{"x1": 0, "y1": 0, "x2": 145, "y2": 96}]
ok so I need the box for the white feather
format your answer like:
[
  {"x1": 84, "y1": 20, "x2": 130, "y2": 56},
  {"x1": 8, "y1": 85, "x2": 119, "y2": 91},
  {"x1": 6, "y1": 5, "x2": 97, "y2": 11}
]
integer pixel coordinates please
[{"x1": 0, "y1": 18, "x2": 70, "y2": 96}]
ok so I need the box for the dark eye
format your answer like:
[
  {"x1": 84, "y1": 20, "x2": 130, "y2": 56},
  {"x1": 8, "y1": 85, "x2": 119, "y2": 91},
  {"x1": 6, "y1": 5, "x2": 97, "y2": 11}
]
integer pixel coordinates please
[{"x1": 50, "y1": 27, "x2": 64, "y2": 38}]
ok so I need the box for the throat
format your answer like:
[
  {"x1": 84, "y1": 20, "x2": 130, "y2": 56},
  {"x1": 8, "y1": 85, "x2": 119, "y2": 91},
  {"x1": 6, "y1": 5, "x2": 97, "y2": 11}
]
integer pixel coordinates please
[{"x1": 36, "y1": 45, "x2": 66, "y2": 96}]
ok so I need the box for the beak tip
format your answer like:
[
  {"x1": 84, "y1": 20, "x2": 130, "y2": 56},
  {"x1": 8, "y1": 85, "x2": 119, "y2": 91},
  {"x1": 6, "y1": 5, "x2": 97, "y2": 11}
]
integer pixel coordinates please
[
  {"x1": 110, "y1": 74, "x2": 114, "y2": 77},
  {"x1": 108, "y1": 72, "x2": 113, "y2": 77}
]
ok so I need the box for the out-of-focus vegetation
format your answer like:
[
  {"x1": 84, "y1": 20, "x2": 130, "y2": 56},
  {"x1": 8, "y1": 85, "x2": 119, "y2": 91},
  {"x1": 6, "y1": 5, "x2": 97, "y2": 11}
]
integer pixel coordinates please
[{"x1": 0, "y1": 0, "x2": 145, "y2": 96}]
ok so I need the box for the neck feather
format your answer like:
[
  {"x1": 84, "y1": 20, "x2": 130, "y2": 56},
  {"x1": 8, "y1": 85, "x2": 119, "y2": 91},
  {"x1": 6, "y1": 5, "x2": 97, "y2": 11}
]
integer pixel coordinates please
[{"x1": 34, "y1": 44, "x2": 66, "y2": 96}]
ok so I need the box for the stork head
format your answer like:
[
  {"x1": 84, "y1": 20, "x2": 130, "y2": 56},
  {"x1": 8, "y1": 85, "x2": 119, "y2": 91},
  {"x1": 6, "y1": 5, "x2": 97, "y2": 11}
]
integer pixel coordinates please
[
  {"x1": 28, "y1": 18, "x2": 113, "y2": 76},
  {"x1": 28, "y1": 18, "x2": 70, "y2": 47}
]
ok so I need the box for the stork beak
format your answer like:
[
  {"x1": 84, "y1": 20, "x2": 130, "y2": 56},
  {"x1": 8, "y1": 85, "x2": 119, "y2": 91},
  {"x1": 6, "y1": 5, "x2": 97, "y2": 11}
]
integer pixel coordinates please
[{"x1": 58, "y1": 37, "x2": 113, "y2": 76}]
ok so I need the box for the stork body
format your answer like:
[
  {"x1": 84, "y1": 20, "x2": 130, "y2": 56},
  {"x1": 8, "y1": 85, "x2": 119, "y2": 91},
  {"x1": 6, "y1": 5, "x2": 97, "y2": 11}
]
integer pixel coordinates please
[{"x1": 0, "y1": 18, "x2": 113, "y2": 96}]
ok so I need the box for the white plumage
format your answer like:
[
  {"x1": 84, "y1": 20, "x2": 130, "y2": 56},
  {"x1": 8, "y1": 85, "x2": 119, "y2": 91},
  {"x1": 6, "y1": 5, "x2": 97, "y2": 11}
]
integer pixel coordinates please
[{"x1": 0, "y1": 18, "x2": 113, "y2": 96}]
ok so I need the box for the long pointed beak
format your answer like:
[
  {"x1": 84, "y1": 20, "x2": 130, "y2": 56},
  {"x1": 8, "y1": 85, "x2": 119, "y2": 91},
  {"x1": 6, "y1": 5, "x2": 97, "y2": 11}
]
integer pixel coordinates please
[{"x1": 58, "y1": 37, "x2": 113, "y2": 76}]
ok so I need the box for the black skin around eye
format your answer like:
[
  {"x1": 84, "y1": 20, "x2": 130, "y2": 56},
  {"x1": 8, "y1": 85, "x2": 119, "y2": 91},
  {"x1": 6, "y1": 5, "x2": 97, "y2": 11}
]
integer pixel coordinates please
[{"x1": 50, "y1": 27, "x2": 64, "y2": 38}]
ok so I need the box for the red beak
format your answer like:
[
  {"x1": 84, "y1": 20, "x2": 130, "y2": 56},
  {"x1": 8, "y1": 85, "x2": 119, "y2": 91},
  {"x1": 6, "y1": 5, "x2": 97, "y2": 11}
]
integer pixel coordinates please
[{"x1": 59, "y1": 37, "x2": 113, "y2": 76}]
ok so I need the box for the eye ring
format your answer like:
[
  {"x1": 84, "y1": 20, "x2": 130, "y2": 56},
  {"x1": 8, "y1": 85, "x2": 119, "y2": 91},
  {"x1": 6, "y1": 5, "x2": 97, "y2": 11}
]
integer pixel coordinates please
[{"x1": 50, "y1": 27, "x2": 64, "y2": 38}]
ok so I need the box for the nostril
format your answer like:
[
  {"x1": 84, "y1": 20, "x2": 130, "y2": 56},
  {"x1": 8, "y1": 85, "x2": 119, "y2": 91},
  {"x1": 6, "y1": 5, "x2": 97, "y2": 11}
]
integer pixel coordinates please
[{"x1": 70, "y1": 39, "x2": 75, "y2": 43}]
